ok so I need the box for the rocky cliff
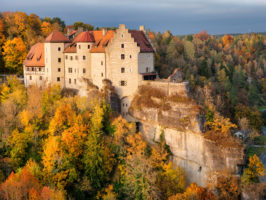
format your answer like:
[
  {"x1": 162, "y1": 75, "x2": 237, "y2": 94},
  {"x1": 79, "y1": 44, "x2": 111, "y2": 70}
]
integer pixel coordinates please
[{"x1": 130, "y1": 81, "x2": 244, "y2": 187}]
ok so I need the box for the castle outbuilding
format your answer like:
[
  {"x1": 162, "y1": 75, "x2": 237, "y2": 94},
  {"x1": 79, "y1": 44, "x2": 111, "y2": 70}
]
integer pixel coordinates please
[{"x1": 23, "y1": 24, "x2": 156, "y2": 117}]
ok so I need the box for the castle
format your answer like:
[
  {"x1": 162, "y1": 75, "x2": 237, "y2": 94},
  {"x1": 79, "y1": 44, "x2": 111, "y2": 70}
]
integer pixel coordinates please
[{"x1": 23, "y1": 24, "x2": 156, "y2": 117}]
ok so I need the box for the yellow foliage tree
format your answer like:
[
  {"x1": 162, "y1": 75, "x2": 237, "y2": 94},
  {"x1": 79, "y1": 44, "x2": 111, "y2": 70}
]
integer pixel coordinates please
[
  {"x1": 169, "y1": 182, "x2": 215, "y2": 200},
  {"x1": 2, "y1": 37, "x2": 27, "y2": 73},
  {"x1": 242, "y1": 155, "x2": 264, "y2": 184},
  {"x1": 48, "y1": 103, "x2": 76, "y2": 135},
  {"x1": 41, "y1": 21, "x2": 54, "y2": 37}
]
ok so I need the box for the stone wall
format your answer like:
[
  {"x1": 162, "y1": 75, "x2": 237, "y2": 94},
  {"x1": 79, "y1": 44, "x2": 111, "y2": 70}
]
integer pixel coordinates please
[{"x1": 140, "y1": 80, "x2": 189, "y2": 97}]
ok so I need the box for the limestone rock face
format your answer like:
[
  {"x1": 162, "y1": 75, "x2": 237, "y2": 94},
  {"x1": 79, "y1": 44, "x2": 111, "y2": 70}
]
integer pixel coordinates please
[{"x1": 130, "y1": 82, "x2": 244, "y2": 187}]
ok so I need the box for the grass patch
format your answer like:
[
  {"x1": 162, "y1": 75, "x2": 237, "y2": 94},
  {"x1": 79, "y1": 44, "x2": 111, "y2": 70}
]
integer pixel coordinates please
[{"x1": 246, "y1": 146, "x2": 266, "y2": 157}]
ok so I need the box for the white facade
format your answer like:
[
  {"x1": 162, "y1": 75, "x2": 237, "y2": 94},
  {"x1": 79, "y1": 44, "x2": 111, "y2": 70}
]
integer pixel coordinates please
[{"x1": 24, "y1": 24, "x2": 155, "y2": 116}]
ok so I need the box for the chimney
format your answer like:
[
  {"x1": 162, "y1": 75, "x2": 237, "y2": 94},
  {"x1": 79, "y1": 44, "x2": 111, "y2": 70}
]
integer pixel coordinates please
[
  {"x1": 139, "y1": 25, "x2": 145, "y2": 32},
  {"x1": 119, "y1": 24, "x2": 126, "y2": 29},
  {"x1": 77, "y1": 26, "x2": 84, "y2": 33},
  {"x1": 102, "y1": 28, "x2": 107, "y2": 36}
]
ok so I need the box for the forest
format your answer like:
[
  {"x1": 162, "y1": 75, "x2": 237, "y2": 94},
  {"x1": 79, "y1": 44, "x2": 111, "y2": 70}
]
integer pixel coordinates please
[{"x1": 0, "y1": 11, "x2": 265, "y2": 199}]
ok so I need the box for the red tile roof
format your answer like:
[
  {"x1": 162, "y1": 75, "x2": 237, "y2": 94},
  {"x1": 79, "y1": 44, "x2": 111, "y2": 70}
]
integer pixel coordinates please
[
  {"x1": 128, "y1": 30, "x2": 154, "y2": 53},
  {"x1": 90, "y1": 30, "x2": 115, "y2": 53},
  {"x1": 24, "y1": 43, "x2": 45, "y2": 67},
  {"x1": 45, "y1": 30, "x2": 70, "y2": 43},
  {"x1": 64, "y1": 43, "x2": 77, "y2": 53},
  {"x1": 73, "y1": 31, "x2": 95, "y2": 43},
  {"x1": 69, "y1": 30, "x2": 77, "y2": 36}
]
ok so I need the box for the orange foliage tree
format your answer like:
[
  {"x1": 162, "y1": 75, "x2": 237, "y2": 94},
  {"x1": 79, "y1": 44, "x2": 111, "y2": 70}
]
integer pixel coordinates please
[
  {"x1": 0, "y1": 167, "x2": 40, "y2": 200},
  {"x1": 222, "y1": 35, "x2": 234, "y2": 48}
]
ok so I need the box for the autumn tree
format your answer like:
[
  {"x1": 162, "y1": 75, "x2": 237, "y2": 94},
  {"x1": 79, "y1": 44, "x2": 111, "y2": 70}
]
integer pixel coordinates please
[
  {"x1": 216, "y1": 173, "x2": 240, "y2": 200},
  {"x1": 121, "y1": 133, "x2": 160, "y2": 199},
  {"x1": 241, "y1": 155, "x2": 264, "y2": 184},
  {"x1": 0, "y1": 167, "x2": 40, "y2": 200},
  {"x1": 41, "y1": 21, "x2": 54, "y2": 37},
  {"x1": 222, "y1": 35, "x2": 234, "y2": 48},
  {"x1": 83, "y1": 101, "x2": 115, "y2": 191},
  {"x1": 2, "y1": 37, "x2": 27, "y2": 73},
  {"x1": 169, "y1": 182, "x2": 215, "y2": 200}
]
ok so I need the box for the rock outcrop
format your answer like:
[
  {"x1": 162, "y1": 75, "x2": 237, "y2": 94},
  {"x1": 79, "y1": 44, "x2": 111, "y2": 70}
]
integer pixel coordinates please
[{"x1": 130, "y1": 81, "x2": 244, "y2": 187}]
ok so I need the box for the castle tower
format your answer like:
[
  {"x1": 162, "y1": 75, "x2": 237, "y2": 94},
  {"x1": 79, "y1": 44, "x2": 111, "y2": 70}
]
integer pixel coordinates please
[{"x1": 44, "y1": 30, "x2": 70, "y2": 88}]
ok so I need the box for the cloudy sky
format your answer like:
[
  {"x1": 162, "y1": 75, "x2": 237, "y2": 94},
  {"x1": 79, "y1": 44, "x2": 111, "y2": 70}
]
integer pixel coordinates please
[{"x1": 1, "y1": 0, "x2": 266, "y2": 35}]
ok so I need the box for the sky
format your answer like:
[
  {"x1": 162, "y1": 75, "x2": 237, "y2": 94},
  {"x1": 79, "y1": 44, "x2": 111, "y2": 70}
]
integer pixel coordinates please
[{"x1": 1, "y1": 0, "x2": 266, "y2": 35}]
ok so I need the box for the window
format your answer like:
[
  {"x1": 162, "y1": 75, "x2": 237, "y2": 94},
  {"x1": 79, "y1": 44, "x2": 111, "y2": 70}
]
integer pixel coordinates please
[
  {"x1": 83, "y1": 68, "x2": 86, "y2": 73},
  {"x1": 121, "y1": 67, "x2": 125, "y2": 73},
  {"x1": 79, "y1": 45, "x2": 81, "y2": 49},
  {"x1": 66, "y1": 55, "x2": 68, "y2": 59},
  {"x1": 83, "y1": 56, "x2": 86, "y2": 60},
  {"x1": 121, "y1": 34, "x2": 124, "y2": 38},
  {"x1": 29, "y1": 76, "x2": 32, "y2": 80},
  {"x1": 58, "y1": 68, "x2": 61, "y2": 72},
  {"x1": 121, "y1": 44, "x2": 124, "y2": 48},
  {"x1": 146, "y1": 67, "x2": 149, "y2": 72},
  {"x1": 32, "y1": 67, "x2": 34, "y2": 71},
  {"x1": 39, "y1": 67, "x2": 41, "y2": 71},
  {"x1": 68, "y1": 68, "x2": 72, "y2": 73},
  {"x1": 130, "y1": 55, "x2": 132, "y2": 59},
  {"x1": 121, "y1": 54, "x2": 125, "y2": 60},
  {"x1": 58, "y1": 58, "x2": 61, "y2": 63},
  {"x1": 74, "y1": 69, "x2": 76, "y2": 73},
  {"x1": 74, "y1": 79, "x2": 76, "y2": 84},
  {"x1": 58, "y1": 47, "x2": 61, "y2": 51},
  {"x1": 101, "y1": 73, "x2": 103, "y2": 77},
  {"x1": 57, "y1": 77, "x2": 60, "y2": 82},
  {"x1": 40, "y1": 76, "x2": 42, "y2": 80},
  {"x1": 27, "y1": 67, "x2": 29, "y2": 71},
  {"x1": 75, "y1": 56, "x2": 78, "y2": 60},
  {"x1": 70, "y1": 56, "x2": 73, "y2": 60},
  {"x1": 101, "y1": 61, "x2": 103, "y2": 65},
  {"x1": 88, "y1": 45, "x2": 90, "y2": 49},
  {"x1": 69, "y1": 78, "x2": 71, "y2": 84},
  {"x1": 120, "y1": 80, "x2": 127, "y2": 86}
]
